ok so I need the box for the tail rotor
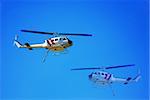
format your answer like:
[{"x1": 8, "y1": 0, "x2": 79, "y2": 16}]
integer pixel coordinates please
[
  {"x1": 13, "y1": 35, "x2": 22, "y2": 48},
  {"x1": 15, "y1": 34, "x2": 18, "y2": 41},
  {"x1": 13, "y1": 34, "x2": 18, "y2": 46},
  {"x1": 133, "y1": 69, "x2": 141, "y2": 82}
]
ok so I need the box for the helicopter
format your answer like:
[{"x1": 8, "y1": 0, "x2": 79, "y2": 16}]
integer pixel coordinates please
[
  {"x1": 14, "y1": 30, "x2": 92, "y2": 62},
  {"x1": 71, "y1": 64, "x2": 141, "y2": 96}
]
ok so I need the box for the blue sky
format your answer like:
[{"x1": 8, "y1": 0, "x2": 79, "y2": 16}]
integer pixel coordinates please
[{"x1": 1, "y1": 0, "x2": 149, "y2": 100}]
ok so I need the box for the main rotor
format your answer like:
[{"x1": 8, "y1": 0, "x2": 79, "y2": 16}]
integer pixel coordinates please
[
  {"x1": 21, "y1": 30, "x2": 92, "y2": 37},
  {"x1": 71, "y1": 64, "x2": 135, "y2": 71}
]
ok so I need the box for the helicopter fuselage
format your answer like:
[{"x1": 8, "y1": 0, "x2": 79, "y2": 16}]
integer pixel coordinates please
[
  {"x1": 43, "y1": 36, "x2": 73, "y2": 51},
  {"x1": 88, "y1": 70, "x2": 140, "y2": 85},
  {"x1": 88, "y1": 71, "x2": 113, "y2": 85},
  {"x1": 14, "y1": 35, "x2": 73, "y2": 52}
]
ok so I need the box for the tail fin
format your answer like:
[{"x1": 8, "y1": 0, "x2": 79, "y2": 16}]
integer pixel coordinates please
[
  {"x1": 133, "y1": 74, "x2": 141, "y2": 82},
  {"x1": 124, "y1": 69, "x2": 141, "y2": 84},
  {"x1": 133, "y1": 69, "x2": 141, "y2": 82},
  {"x1": 14, "y1": 35, "x2": 22, "y2": 48}
]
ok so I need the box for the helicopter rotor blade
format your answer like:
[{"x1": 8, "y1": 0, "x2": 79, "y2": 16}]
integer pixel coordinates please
[
  {"x1": 71, "y1": 67, "x2": 102, "y2": 70},
  {"x1": 59, "y1": 33, "x2": 92, "y2": 36},
  {"x1": 21, "y1": 30, "x2": 92, "y2": 36},
  {"x1": 71, "y1": 64, "x2": 135, "y2": 71},
  {"x1": 105, "y1": 64, "x2": 135, "y2": 69},
  {"x1": 21, "y1": 30, "x2": 54, "y2": 35},
  {"x1": 71, "y1": 67, "x2": 103, "y2": 70}
]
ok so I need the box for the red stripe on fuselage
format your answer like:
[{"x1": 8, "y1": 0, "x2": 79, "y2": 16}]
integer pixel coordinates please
[
  {"x1": 47, "y1": 40, "x2": 51, "y2": 46},
  {"x1": 51, "y1": 39, "x2": 55, "y2": 44}
]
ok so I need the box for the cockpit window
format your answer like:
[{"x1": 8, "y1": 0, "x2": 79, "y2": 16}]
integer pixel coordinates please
[
  {"x1": 63, "y1": 38, "x2": 67, "y2": 40},
  {"x1": 55, "y1": 39, "x2": 58, "y2": 41}
]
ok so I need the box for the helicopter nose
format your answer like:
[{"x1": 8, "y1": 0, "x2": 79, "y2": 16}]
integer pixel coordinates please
[
  {"x1": 68, "y1": 39, "x2": 72, "y2": 45},
  {"x1": 88, "y1": 74, "x2": 92, "y2": 79}
]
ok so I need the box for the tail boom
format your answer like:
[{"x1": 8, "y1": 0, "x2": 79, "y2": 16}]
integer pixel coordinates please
[{"x1": 14, "y1": 35, "x2": 45, "y2": 50}]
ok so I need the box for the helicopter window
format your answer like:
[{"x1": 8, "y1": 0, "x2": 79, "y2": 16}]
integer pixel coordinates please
[
  {"x1": 63, "y1": 38, "x2": 67, "y2": 40},
  {"x1": 55, "y1": 39, "x2": 58, "y2": 41},
  {"x1": 101, "y1": 73, "x2": 104, "y2": 75}
]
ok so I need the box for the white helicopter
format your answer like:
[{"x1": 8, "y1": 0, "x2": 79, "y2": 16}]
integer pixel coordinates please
[
  {"x1": 14, "y1": 30, "x2": 92, "y2": 62},
  {"x1": 71, "y1": 64, "x2": 141, "y2": 96}
]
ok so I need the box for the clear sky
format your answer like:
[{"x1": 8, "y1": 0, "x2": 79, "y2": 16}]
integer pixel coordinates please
[{"x1": 1, "y1": 0, "x2": 149, "y2": 100}]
